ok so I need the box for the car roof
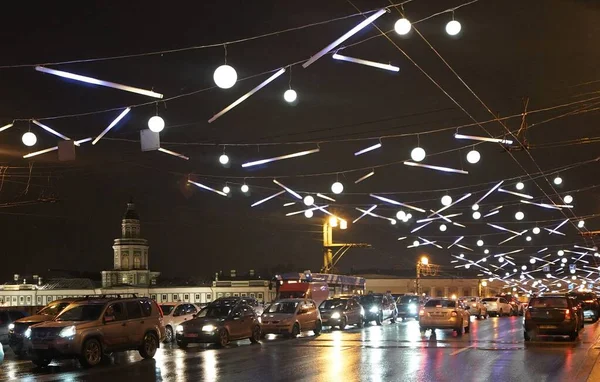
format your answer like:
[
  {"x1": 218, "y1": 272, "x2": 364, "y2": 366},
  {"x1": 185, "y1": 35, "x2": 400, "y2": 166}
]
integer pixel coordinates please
[
  {"x1": 159, "y1": 302, "x2": 179, "y2": 306},
  {"x1": 275, "y1": 298, "x2": 312, "y2": 303}
]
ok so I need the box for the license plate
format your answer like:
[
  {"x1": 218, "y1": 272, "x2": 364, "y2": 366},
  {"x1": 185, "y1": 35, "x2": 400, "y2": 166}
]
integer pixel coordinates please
[
  {"x1": 539, "y1": 325, "x2": 557, "y2": 329},
  {"x1": 32, "y1": 343, "x2": 49, "y2": 349},
  {"x1": 184, "y1": 333, "x2": 199, "y2": 338}
]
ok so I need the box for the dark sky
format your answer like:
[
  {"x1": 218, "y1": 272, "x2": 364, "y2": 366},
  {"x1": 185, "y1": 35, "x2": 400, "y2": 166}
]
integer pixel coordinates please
[{"x1": 0, "y1": 0, "x2": 599, "y2": 282}]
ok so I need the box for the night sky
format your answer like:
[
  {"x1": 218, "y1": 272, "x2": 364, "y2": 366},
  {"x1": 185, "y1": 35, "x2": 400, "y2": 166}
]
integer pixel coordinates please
[{"x1": 0, "y1": 0, "x2": 599, "y2": 283}]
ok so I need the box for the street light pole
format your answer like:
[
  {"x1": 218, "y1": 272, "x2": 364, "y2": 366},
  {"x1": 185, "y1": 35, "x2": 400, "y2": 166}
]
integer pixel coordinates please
[
  {"x1": 416, "y1": 256, "x2": 429, "y2": 296},
  {"x1": 321, "y1": 216, "x2": 370, "y2": 274}
]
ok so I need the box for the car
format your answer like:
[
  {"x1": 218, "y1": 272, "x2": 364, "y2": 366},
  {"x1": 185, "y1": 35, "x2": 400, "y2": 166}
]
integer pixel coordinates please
[
  {"x1": 396, "y1": 295, "x2": 423, "y2": 321},
  {"x1": 419, "y1": 298, "x2": 470, "y2": 335},
  {"x1": 176, "y1": 297, "x2": 261, "y2": 348},
  {"x1": 0, "y1": 310, "x2": 29, "y2": 346},
  {"x1": 8, "y1": 298, "x2": 76, "y2": 356},
  {"x1": 567, "y1": 292, "x2": 600, "y2": 322},
  {"x1": 261, "y1": 298, "x2": 322, "y2": 338},
  {"x1": 25, "y1": 294, "x2": 165, "y2": 368},
  {"x1": 462, "y1": 296, "x2": 488, "y2": 319},
  {"x1": 497, "y1": 294, "x2": 523, "y2": 316},
  {"x1": 160, "y1": 302, "x2": 199, "y2": 343},
  {"x1": 319, "y1": 298, "x2": 364, "y2": 329},
  {"x1": 359, "y1": 294, "x2": 397, "y2": 325},
  {"x1": 481, "y1": 297, "x2": 512, "y2": 317},
  {"x1": 524, "y1": 295, "x2": 580, "y2": 341}
]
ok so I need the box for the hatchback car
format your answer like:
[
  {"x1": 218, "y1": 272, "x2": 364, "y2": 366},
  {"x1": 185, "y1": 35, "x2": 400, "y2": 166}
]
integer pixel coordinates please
[
  {"x1": 419, "y1": 298, "x2": 471, "y2": 335},
  {"x1": 396, "y1": 295, "x2": 423, "y2": 321},
  {"x1": 319, "y1": 298, "x2": 364, "y2": 329},
  {"x1": 359, "y1": 294, "x2": 397, "y2": 325},
  {"x1": 160, "y1": 302, "x2": 198, "y2": 343},
  {"x1": 25, "y1": 295, "x2": 165, "y2": 368},
  {"x1": 0, "y1": 310, "x2": 29, "y2": 345},
  {"x1": 261, "y1": 299, "x2": 322, "y2": 338},
  {"x1": 462, "y1": 296, "x2": 488, "y2": 319},
  {"x1": 176, "y1": 298, "x2": 261, "y2": 348},
  {"x1": 8, "y1": 298, "x2": 76, "y2": 356},
  {"x1": 524, "y1": 296, "x2": 580, "y2": 341},
  {"x1": 481, "y1": 297, "x2": 512, "y2": 317}
]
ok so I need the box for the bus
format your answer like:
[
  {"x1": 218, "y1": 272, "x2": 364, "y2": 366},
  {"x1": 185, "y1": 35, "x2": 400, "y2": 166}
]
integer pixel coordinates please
[{"x1": 275, "y1": 271, "x2": 366, "y2": 305}]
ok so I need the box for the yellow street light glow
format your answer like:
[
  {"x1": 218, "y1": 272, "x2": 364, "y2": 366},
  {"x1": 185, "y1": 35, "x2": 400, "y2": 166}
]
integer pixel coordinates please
[
  {"x1": 420, "y1": 257, "x2": 429, "y2": 265},
  {"x1": 329, "y1": 216, "x2": 338, "y2": 227}
]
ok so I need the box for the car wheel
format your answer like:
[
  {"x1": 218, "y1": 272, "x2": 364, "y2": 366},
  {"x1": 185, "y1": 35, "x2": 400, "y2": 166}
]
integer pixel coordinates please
[
  {"x1": 358, "y1": 317, "x2": 365, "y2": 328},
  {"x1": 218, "y1": 329, "x2": 230, "y2": 347},
  {"x1": 139, "y1": 332, "x2": 158, "y2": 359},
  {"x1": 164, "y1": 326, "x2": 174, "y2": 343},
  {"x1": 524, "y1": 331, "x2": 531, "y2": 341},
  {"x1": 376, "y1": 312, "x2": 383, "y2": 326},
  {"x1": 79, "y1": 338, "x2": 103, "y2": 368},
  {"x1": 339, "y1": 317, "x2": 347, "y2": 330},
  {"x1": 465, "y1": 320, "x2": 471, "y2": 334},
  {"x1": 32, "y1": 352, "x2": 52, "y2": 368},
  {"x1": 314, "y1": 320, "x2": 322, "y2": 336},
  {"x1": 250, "y1": 325, "x2": 261, "y2": 344},
  {"x1": 177, "y1": 340, "x2": 188, "y2": 348},
  {"x1": 593, "y1": 313, "x2": 599, "y2": 323},
  {"x1": 569, "y1": 328, "x2": 578, "y2": 341},
  {"x1": 290, "y1": 323, "x2": 300, "y2": 338}
]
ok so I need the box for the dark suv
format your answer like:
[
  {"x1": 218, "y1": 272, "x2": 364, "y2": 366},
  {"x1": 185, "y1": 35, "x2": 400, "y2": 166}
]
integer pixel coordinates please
[
  {"x1": 359, "y1": 294, "x2": 397, "y2": 325},
  {"x1": 524, "y1": 296, "x2": 580, "y2": 341},
  {"x1": 176, "y1": 297, "x2": 261, "y2": 347},
  {"x1": 567, "y1": 292, "x2": 600, "y2": 323},
  {"x1": 397, "y1": 295, "x2": 423, "y2": 321}
]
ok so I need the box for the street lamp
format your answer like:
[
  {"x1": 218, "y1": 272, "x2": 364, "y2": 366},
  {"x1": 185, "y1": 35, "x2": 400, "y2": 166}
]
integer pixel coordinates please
[
  {"x1": 416, "y1": 256, "x2": 430, "y2": 296},
  {"x1": 420, "y1": 256, "x2": 429, "y2": 265},
  {"x1": 329, "y1": 216, "x2": 338, "y2": 227}
]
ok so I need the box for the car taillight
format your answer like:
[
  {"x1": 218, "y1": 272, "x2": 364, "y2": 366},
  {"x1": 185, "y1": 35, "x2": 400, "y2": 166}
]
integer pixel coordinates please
[
  {"x1": 419, "y1": 309, "x2": 425, "y2": 316},
  {"x1": 565, "y1": 309, "x2": 571, "y2": 320},
  {"x1": 451, "y1": 311, "x2": 458, "y2": 317}
]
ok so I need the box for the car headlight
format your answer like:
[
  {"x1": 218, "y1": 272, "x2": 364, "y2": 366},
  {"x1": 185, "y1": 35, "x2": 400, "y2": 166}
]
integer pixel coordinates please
[
  {"x1": 370, "y1": 306, "x2": 379, "y2": 313},
  {"x1": 331, "y1": 312, "x2": 341, "y2": 319},
  {"x1": 59, "y1": 325, "x2": 76, "y2": 338},
  {"x1": 8, "y1": 323, "x2": 15, "y2": 331},
  {"x1": 176, "y1": 325, "x2": 184, "y2": 332},
  {"x1": 360, "y1": 307, "x2": 365, "y2": 316},
  {"x1": 408, "y1": 303, "x2": 417, "y2": 312},
  {"x1": 24, "y1": 328, "x2": 32, "y2": 339},
  {"x1": 202, "y1": 325, "x2": 216, "y2": 332}
]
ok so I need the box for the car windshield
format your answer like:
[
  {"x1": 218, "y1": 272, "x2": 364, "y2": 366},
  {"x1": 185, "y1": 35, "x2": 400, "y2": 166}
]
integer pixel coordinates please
[
  {"x1": 482, "y1": 298, "x2": 497, "y2": 302},
  {"x1": 360, "y1": 296, "x2": 382, "y2": 305},
  {"x1": 529, "y1": 298, "x2": 568, "y2": 308},
  {"x1": 424, "y1": 300, "x2": 456, "y2": 308},
  {"x1": 196, "y1": 306, "x2": 232, "y2": 318},
  {"x1": 160, "y1": 305, "x2": 175, "y2": 315},
  {"x1": 320, "y1": 300, "x2": 346, "y2": 310},
  {"x1": 399, "y1": 296, "x2": 418, "y2": 304},
  {"x1": 56, "y1": 304, "x2": 104, "y2": 321},
  {"x1": 265, "y1": 302, "x2": 298, "y2": 314},
  {"x1": 39, "y1": 302, "x2": 71, "y2": 316}
]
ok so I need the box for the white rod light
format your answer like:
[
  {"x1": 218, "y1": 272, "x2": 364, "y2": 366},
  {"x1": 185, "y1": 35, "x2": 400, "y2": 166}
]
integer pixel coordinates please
[
  {"x1": 483, "y1": 210, "x2": 500, "y2": 218},
  {"x1": 0, "y1": 123, "x2": 13, "y2": 133},
  {"x1": 241, "y1": 148, "x2": 319, "y2": 168},
  {"x1": 35, "y1": 66, "x2": 163, "y2": 99},
  {"x1": 355, "y1": 171, "x2": 375, "y2": 184},
  {"x1": 286, "y1": 205, "x2": 329, "y2": 217},
  {"x1": 417, "y1": 237, "x2": 443, "y2": 249},
  {"x1": 544, "y1": 228, "x2": 566, "y2": 236},
  {"x1": 273, "y1": 179, "x2": 302, "y2": 200},
  {"x1": 410, "y1": 221, "x2": 432, "y2": 233},
  {"x1": 354, "y1": 142, "x2": 382, "y2": 156},
  {"x1": 475, "y1": 181, "x2": 504, "y2": 205},
  {"x1": 355, "y1": 207, "x2": 394, "y2": 224},
  {"x1": 283, "y1": 202, "x2": 296, "y2": 207},
  {"x1": 404, "y1": 161, "x2": 468, "y2": 174},
  {"x1": 456, "y1": 243, "x2": 474, "y2": 252},
  {"x1": 187, "y1": 180, "x2": 227, "y2": 197},
  {"x1": 520, "y1": 200, "x2": 562, "y2": 210},
  {"x1": 23, "y1": 137, "x2": 92, "y2": 159},
  {"x1": 353, "y1": 205, "x2": 377, "y2": 223},
  {"x1": 498, "y1": 188, "x2": 534, "y2": 199},
  {"x1": 454, "y1": 133, "x2": 513, "y2": 145},
  {"x1": 316, "y1": 193, "x2": 336, "y2": 202},
  {"x1": 332, "y1": 54, "x2": 400, "y2": 72},
  {"x1": 429, "y1": 193, "x2": 472, "y2": 217},
  {"x1": 32, "y1": 120, "x2": 74, "y2": 142},
  {"x1": 302, "y1": 9, "x2": 387, "y2": 68},
  {"x1": 487, "y1": 223, "x2": 521, "y2": 235},
  {"x1": 370, "y1": 194, "x2": 426, "y2": 213},
  {"x1": 417, "y1": 213, "x2": 462, "y2": 223},
  {"x1": 448, "y1": 236, "x2": 464, "y2": 249},
  {"x1": 158, "y1": 148, "x2": 189, "y2": 160},
  {"x1": 537, "y1": 248, "x2": 548, "y2": 253},
  {"x1": 92, "y1": 107, "x2": 131, "y2": 145},
  {"x1": 575, "y1": 245, "x2": 598, "y2": 252},
  {"x1": 209, "y1": 68, "x2": 286, "y2": 123},
  {"x1": 498, "y1": 230, "x2": 527, "y2": 245},
  {"x1": 251, "y1": 190, "x2": 285, "y2": 207}
]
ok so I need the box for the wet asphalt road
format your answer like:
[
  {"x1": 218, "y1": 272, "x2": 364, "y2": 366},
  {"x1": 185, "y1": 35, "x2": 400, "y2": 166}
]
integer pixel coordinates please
[{"x1": 2, "y1": 316, "x2": 600, "y2": 382}]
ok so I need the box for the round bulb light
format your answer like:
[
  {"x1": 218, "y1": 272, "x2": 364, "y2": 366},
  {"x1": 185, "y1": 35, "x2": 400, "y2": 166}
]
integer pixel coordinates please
[
  {"x1": 394, "y1": 18, "x2": 412, "y2": 35},
  {"x1": 396, "y1": 211, "x2": 406, "y2": 220},
  {"x1": 532, "y1": 227, "x2": 540, "y2": 235},
  {"x1": 484, "y1": 249, "x2": 490, "y2": 254},
  {"x1": 526, "y1": 236, "x2": 532, "y2": 242},
  {"x1": 284, "y1": 89, "x2": 297, "y2": 103},
  {"x1": 413, "y1": 240, "x2": 420, "y2": 247},
  {"x1": 558, "y1": 250, "x2": 564, "y2": 256},
  {"x1": 445, "y1": 20, "x2": 462, "y2": 36},
  {"x1": 213, "y1": 65, "x2": 237, "y2": 89},
  {"x1": 521, "y1": 265, "x2": 527, "y2": 271},
  {"x1": 516, "y1": 182, "x2": 524, "y2": 190},
  {"x1": 553, "y1": 176, "x2": 562, "y2": 185},
  {"x1": 578, "y1": 220, "x2": 585, "y2": 228},
  {"x1": 440, "y1": 224, "x2": 447, "y2": 232},
  {"x1": 303, "y1": 195, "x2": 314, "y2": 206},
  {"x1": 561, "y1": 258, "x2": 567, "y2": 264},
  {"x1": 410, "y1": 147, "x2": 426, "y2": 162},
  {"x1": 515, "y1": 211, "x2": 524, "y2": 221},
  {"x1": 477, "y1": 239, "x2": 484, "y2": 247},
  {"x1": 22, "y1": 132, "x2": 37, "y2": 147},
  {"x1": 472, "y1": 211, "x2": 481, "y2": 220},
  {"x1": 219, "y1": 154, "x2": 230, "y2": 165},
  {"x1": 390, "y1": 219, "x2": 397, "y2": 225},
  {"x1": 465, "y1": 264, "x2": 471, "y2": 269},
  {"x1": 406, "y1": 213, "x2": 412, "y2": 220},
  {"x1": 499, "y1": 257, "x2": 505, "y2": 263},
  {"x1": 148, "y1": 116, "x2": 165, "y2": 133},
  {"x1": 466, "y1": 150, "x2": 480, "y2": 164},
  {"x1": 331, "y1": 181, "x2": 344, "y2": 195},
  {"x1": 563, "y1": 195, "x2": 573, "y2": 204},
  {"x1": 304, "y1": 210, "x2": 313, "y2": 218},
  {"x1": 530, "y1": 258, "x2": 536, "y2": 264},
  {"x1": 441, "y1": 195, "x2": 452, "y2": 206},
  {"x1": 222, "y1": 186, "x2": 230, "y2": 194},
  {"x1": 472, "y1": 204, "x2": 479, "y2": 211},
  {"x1": 241, "y1": 184, "x2": 249, "y2": 193}
]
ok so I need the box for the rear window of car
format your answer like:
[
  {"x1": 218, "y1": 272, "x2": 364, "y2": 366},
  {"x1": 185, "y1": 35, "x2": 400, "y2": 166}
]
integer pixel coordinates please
[
  {"x1": 140, "y1": 300, "x2": 154, "y2": 317},
  {"x1": 482, "y1": 298, "x2": 497, "y2": 302},
  {"x1": 529, "y1": 298, "x2": 568, "y2": 308},
  {"x1": 424, "y1": 300, "x2": 456, "y2": 308},
  {"x1": 399, "y1": 296, "x2": 418, "y2": 304}
]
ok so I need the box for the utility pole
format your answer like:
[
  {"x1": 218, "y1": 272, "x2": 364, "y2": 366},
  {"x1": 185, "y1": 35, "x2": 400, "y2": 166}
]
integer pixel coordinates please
[
  {"x1": 416, "y1": 257, "x2": 429, "y2": 296},
  {"x1": 321, "y1": 217, "x2": 370, "y2": 274}
]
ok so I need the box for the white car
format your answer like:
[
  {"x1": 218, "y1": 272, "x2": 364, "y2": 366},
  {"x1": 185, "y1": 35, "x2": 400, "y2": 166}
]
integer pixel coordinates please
[
  {"x1": 481, "y1": 297, "x2": 512, "y2": 317},
  {"x1": 419, "y1": 298, "x2": 471, "y2": 335},
  {"x1": 160, "y1": 302, "x2": 199, "y2": 343},
  {"x1": 462, "y1": 296, "x2": 488, "y2": 319}
]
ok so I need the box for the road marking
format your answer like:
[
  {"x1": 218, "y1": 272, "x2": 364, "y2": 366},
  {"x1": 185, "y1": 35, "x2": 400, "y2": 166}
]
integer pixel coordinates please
[{"x1": 450, "y1": 345, "x2": 474, "y2": 355}]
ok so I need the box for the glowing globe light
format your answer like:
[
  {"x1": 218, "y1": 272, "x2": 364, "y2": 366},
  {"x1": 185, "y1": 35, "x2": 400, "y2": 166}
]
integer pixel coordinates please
[
  {"x1": 530, "y1": 258, "x2": 536, "y2": 264},
  {"x1": 410, "y1": 147, "x2": 426, "y2": 162},
  {"x1": 563, "y1": 195, "x2": 573, "y2": 204},
  {"x1": 532, "y1": 227, "x2": 540, "y2": 235},
  {"x1": 394, "y1": 18, "x2": 412, "y2": 35},
  {"x1": 22, "y1": 132, "x2": 37, "y2": 147},
  {"x1": 512, "y1": 287, "x2": 517, "y2": 292},
  {"x1": 329, "y1": 216, "x2": 338, "y2": 227},
  {"x1": 241, "y1": 184, "x2": 249, "y2": 193},
  {"x1": 578, "y1": 220, "x2": 585, "y2": 228},
  {"x1": 222, "y1": 186, "x2": 230, "y2": 194},
  {"x1": 477, "y1": 239, "x2": 484, "y2": 247},
  {"x1": 482, "y1": 258, "x2": 487, "y2": 262},
  {"x1": 499, "y1": 257, "x2": 505, "y2": 263},
  {"x1": 213, "y1": 65, "x2": 237, "y2": 89},
  {"x1": 472, "y1": 204, "x2": 479, "y2": 211},
  {"x1": 440, "y1": 224, "x2": 447, "y2": 232},
  {"x1": 472, "y1": 211, "x2": 481, "y2": 220},
  {"x1": 406, "y1": 213, "x2": 413, "y2": 220},
  {"x1": 340, "y1": 220, "x2": 348, "y2": 230},
  {"x1": 413, "y1": 240, "x2": 420, "y2": 247},
  {"x1": 304, "y1": 209, "x2": 314, "y2": 218},
  {"x1": 521, "y1": 265, "x2": 527, "y2": 271},
  {"x1": 459, "y1": 253, "x2": 464, "y2": 258},
  {"x1": 466, "y1": 149, "x2": 480, "y2": 164},
  {"x1": 516, "y1": 182, "x2": 524, "y2": 190},
  {"x1": 526, "y1": 236, "x2": 532, "y2": 242},
  {"x1": 484, "y1": 249, "x2": 489, "y2": 254},
  {"x1": 284, "y1": 89, "x2": 297, "y2": 103},
  {"x1": 572, "y1": 275, "x2": 577, "y2": 280},
  {"x1": 546, "y1": 273, "x2": 552, "y2": 279},
  {"x1": 513, "y1": 268, "x2": 518, "y2": 273},
  {"x1": 303, "y1": 195, "x2": 314, "y2": 206},
  {"x1": 465, "y1": 264, "x2": 471, "y2": 269},
  {"x1": 219, "y1": 154, "x2": 229, "y2": 165},
  {"x1": 331, "y1": 181, "x2": 344, "y2": 194},
  {"x1": 396, "y1": 211, "x2": 406, "y2": 220},
  {"x1": 489, "y1": 277, "x2": 494, "y2": 282},
  {"x1": 148, "y1": 116, "x2": 165, "y2": 133},
  {"x1": 553, "y1": 176, "x2": 562, "y2": 185},
  {"x1": 402, "y1": 215, "x2": 410, "y2": 223},
  {"x1": 445, "y1": 20, "x2": 462, "y2": 36},
  {"x1": 441, "y1": 195, "x2": 452, "y2": 206},
  {"x1": 515, "y1": 211, "x2": 524, "y2": 221},
  {"x1": 561, "y1": 258, "x2": 567, "y2": 264},
  {"x1": 390, "y1": 219, "x2": 397, "y2": 225},
  {"x1": 557, "y1": 283, "x2": 561, "y2": 288},
  {"x1": 558, "y1": 250, "x2": 564, "y2": 256}
]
